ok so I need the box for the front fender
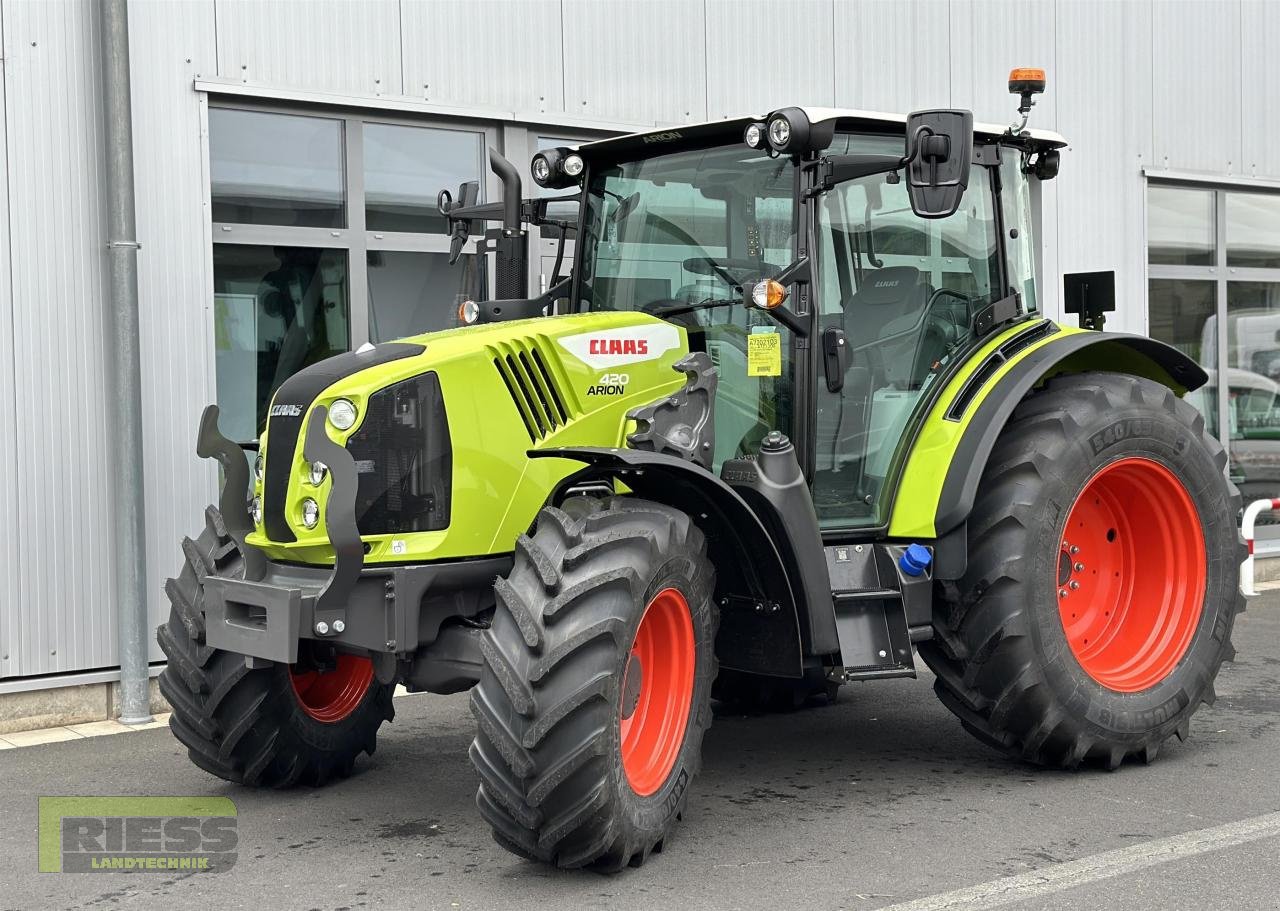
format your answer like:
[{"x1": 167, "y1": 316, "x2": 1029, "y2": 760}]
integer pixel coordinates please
[{"x1": 530, "y1": 446, "x2": 809, "y2": 677}]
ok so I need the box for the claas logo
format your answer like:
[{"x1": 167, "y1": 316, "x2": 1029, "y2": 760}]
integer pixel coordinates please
[{"x1": 588, "y1": 338, "x2": 649, "y2": 356}]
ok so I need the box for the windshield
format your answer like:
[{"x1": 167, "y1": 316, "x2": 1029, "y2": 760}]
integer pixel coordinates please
[
  {"x1": 578, "y1": 145, "x2": 799, "y2": 471},
  {"x1": 578, "y1": 145, "x2": 796, "y2": 314}
]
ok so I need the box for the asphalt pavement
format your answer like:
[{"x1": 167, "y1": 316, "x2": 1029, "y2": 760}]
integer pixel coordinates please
[{"x1": 3, "y1": 597, "x2": 1278, "y2": 911}]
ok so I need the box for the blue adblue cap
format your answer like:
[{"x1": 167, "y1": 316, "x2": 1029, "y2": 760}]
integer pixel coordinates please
[{"x1": 899, "y1": 543, "x2": 932, "y2": 577}]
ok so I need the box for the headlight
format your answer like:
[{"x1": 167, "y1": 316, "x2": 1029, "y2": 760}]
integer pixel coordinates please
[
  {"x1": 562, "y1": 153, "x2": 584, "y2": 177},
  {"x1": 744, "y1": 122, "x2": 766, "y2": 149},
  {"x1": 301, "y1": 498, "x2": 320, "y2": 529},
  {"x1": 250, "y1": 496, "x2": 262, "y2": 526},
  {"x1": 253, "y1": 453, "x2": 264, "y2": 482},
  {"x1": 458, "y1": 299, "x2": 480, "y2": 325},
  {"x1": 309, "y1": 461, "x2": 328, "y2": 486},
  {"x1": 328, "y1": 398, "x2": 357, "y2": 431}
]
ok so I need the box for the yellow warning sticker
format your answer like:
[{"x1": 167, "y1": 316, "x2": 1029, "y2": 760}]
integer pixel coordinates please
[{"x1": 747, "y1": 331, "x2": 782, "y2": 377}]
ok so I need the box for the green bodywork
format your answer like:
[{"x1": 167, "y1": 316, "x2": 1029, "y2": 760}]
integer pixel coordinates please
[
  {"x1": 247, "y1": 311, "x2": 688, "y2": 564},
  {"x1": 886, "y1": 321, "x2": 1084, "y2": 539},
  {"x1": 249, "y1": 310, "x2": 1196, "y2": 565}
]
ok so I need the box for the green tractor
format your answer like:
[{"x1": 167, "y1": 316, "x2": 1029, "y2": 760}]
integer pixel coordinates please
[{"x1": 160, "y1": 73, "x2": 1243, "y2": 871}]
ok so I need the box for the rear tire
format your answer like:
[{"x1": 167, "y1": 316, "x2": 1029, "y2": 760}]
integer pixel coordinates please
[
  {"x1": 919, "y1": 373, "x2": 1243, "y2": 769},
  {"x1": 157, "y1": 506, "x2": 394, "y2": 787},
  {"x1": 470, "y1": 496, "x2": 718, "y2": 870}
]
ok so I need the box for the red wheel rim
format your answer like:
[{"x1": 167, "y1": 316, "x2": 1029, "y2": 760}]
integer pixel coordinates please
[
  {"x1": 288, "y1": 654, "x2": 375, "y2": 723},
  {"x1": 1056, "y1": 457, "x2": 1207, "y2": 692},
  {"x1": 619, "y1": 588, "x2": 696, "y2": 797}
]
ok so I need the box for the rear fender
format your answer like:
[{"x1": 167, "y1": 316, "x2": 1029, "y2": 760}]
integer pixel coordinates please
[{"x1": 890, "y1": 325, "x2": 1206, "y2": 578}]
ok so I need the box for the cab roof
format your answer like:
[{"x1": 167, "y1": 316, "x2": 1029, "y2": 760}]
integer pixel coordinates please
[{"x1": 578, "y1": 106, "x2": 1067, "y2": 160}]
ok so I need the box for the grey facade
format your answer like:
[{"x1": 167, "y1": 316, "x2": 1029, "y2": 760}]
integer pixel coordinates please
[{"x1": 2, "y1": 0, "x2": 1279, "y2": 689}]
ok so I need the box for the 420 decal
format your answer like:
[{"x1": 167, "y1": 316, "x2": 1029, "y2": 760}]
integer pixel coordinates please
[{"x1": 586, "y1": 372, "x2": 628, "y2": 396}]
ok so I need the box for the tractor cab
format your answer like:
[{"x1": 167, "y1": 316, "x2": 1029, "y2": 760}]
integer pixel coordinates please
[{"x1": 446, "y1": 100, "x2": 1066, "y2": 531}]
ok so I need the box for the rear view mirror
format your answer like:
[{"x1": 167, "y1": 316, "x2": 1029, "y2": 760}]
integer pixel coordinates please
[{"x1": 904, "y1": 109, "x2": 974, "y2": 219}]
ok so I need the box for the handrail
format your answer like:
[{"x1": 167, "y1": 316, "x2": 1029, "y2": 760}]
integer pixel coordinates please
[{"x1": 1239, "y1": 497, "x2": 1280, "y2": 596}]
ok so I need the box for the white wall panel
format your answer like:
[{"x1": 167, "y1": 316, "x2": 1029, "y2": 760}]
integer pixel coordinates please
[
  {"x1": 704, "y1": 0, "x2": 834, "y2": 117},
  {"x1": 401, "y1": 0, "x2": 564, "y2": 115},
  {"x1": 2, "y1": 0, "x2": 115, "y2": 677},
  {"x1": 215, "y1": 0, "x2": 402, "y2": 96},
  {"x1": 1152, "y1": 0, "x2": 1241, "y2": 174},
  {"x1": 562, "y1": 0, "x2": 706, "y2": 124},
  {"x1": 1241, "y1": 0, "x2": 1280, "y2": 179},
  {"x1": 0, "y1": 1, "x2": 18, "y2": 678},
  {"x1": 1054, "y1": 0, "x2": 1153, "y2": 333},
  {"x1": 948, "y1": 0, "x2": 1058, "y2": 128},
  {"x1": 130, "y1": 0, "x2": 220, "y2": 663},
  {"x1": 832, "y1": 0, "x2": 951, "y2": 113}
]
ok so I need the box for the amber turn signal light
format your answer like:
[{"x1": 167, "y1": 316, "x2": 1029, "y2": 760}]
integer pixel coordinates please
[{"x1": 751, "y1": 279, "x2": 788, "y2": 310}]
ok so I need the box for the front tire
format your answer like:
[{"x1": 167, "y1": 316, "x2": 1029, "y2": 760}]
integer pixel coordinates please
[
  {"x1": 919, "y1": 373, "x2": 1243, "y2": 769},
  {"x1": 157, "y1": 506, "x2": 394, "y2": 787},
  {"x1": 470, "y1": 497, "x2": 718, "y2": 870}
]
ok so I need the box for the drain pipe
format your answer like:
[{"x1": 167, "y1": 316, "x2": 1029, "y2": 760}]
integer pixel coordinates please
[{"x1": 100, "y1": 0, "x2": 152, "y2": 724}]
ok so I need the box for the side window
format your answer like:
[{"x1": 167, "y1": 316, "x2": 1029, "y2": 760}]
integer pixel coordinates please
[
  {"x1": 812, "y1": 136, "x2": 1001, "y2": 529},
  {"x1": 1001, "y1": 152, "x2": 1039, "y2": 312}
]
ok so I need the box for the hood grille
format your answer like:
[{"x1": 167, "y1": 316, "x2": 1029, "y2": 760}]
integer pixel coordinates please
[{"x1": 491, "y1": 339, "x2": 573, "y2": 441}]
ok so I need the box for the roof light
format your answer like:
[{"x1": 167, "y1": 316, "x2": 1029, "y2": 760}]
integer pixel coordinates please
[
  {"x1": 767, "y1": 116, "x2": 792, "y2": 150},
  {"x1": 563, "y1": 153, "x2": 584, "y2": 177},
  {"x1": 744, "y1": 122, "x2": 766, "y2": 149},
  {"x1": 531, "y1": 154, "x2": 552, "y2": 185}
]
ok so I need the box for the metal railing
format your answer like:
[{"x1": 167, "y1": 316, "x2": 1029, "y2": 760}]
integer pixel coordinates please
[{"x1": 1240, "y1": 498, "x2": 1280, "y2": 596}]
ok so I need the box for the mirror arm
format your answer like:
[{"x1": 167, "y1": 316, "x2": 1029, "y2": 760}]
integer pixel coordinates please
[
  {"x1": 766, "y1": 302, "x2": 809, "y2": 338},
  {"x1": 774, "y1": 255, "x2": 811, "y2": 286}
]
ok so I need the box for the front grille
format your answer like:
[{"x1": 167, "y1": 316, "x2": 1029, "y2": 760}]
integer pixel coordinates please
[
  {"x1": 491, "y1": 339, "x2": 572, "y2": 441},
  {"x1": 345, "y1": 372, "x2": 452, "y2": 536}
]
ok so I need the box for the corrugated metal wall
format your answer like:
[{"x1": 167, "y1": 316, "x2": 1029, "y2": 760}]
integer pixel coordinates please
[
  {"x1": 3, "y1": 0, "x2": 1279, "y2": 681},
  {"x1": 0, "y1": 0, "x2": 16, "y2": 680},
  {"x1": 1, "y1": 0, "x2": 116, "y2": 677}
]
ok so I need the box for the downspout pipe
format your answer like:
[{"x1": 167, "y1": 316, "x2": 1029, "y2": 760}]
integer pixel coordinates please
[{"x1": 100, "y1": 0, "x2": 152, "y2": 724}]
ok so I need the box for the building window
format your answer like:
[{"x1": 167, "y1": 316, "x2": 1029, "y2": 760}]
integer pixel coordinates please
[
  {"x1": 1148, "y1": 183, "x2": 1280, "y2": 532},
  {"x1": 209, "y1": 105, "x2": 491, "y2": 442}
]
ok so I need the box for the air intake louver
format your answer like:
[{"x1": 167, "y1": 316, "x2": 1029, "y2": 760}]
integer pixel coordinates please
[{"x1": 491, "y1": 339, "x2": 574, "y2": 442}]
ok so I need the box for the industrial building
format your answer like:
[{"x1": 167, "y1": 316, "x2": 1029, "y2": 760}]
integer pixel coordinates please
[{"x1": 1, "y1": 0, "x2": 1278, "y2": 720}]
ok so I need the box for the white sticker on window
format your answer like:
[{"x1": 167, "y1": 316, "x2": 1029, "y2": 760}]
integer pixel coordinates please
[{"x1": 557, "y1": 324, "x2": 681, "y2": 369}]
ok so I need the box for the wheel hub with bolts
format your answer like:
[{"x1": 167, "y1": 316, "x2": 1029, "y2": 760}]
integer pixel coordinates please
[{"x1": 1055, "y1": 456, "x2": 1208, "y2": 693}]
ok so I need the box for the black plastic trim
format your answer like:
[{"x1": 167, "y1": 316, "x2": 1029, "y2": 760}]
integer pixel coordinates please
[
  {"x1": 944, "y1": 320, "x2": 1058, "y2": 421},
  {"x1": 532, "y1": 446, "x2": 810, "y2": 677}
]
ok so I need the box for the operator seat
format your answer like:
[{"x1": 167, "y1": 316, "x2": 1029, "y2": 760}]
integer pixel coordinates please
[{"x1": 813, "y1": 265, "x2": 961, "y2": 484}]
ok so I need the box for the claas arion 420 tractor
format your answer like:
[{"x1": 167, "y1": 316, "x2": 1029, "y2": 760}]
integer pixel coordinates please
[{"x1": 160, "y1": 71, "x2": 1242, "y2": 871}]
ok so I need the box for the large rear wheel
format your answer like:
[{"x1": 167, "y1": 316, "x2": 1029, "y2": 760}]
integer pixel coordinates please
[
  {"x1": 919, "y1": 373, "x2": 1243, "y2": 769},
  {"x1": 157, "y1": 506, "x2": 394, "y2": 787},
  {"x1": 469, "y1": 496, "x2": 718, "y2": 870}
]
